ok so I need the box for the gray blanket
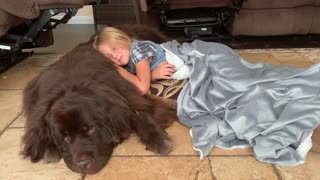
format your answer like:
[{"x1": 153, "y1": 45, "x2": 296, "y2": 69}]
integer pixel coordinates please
[{"x1": 161, "y1": 40, "x2": 320, "y2": 166}]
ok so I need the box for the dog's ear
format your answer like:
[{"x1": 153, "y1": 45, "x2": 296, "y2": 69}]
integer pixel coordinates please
[
  {"x1": 99, "y1": 105, "x2": 133, "y2": 144},
  {"x1": 21, "y1": 103, "x2": 61, "y2": 163},
  {"x1": 93, "y1": 84, "x2": 134, "y2": 143}
]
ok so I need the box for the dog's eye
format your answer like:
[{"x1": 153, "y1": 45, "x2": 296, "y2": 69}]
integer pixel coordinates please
[
  {"x1": 87, "y1": 126, "x2": 96, "y2": 135},
  {"x1": 83, "y1": 126, "x2": 96, "y2": 135},
  {"x1": 88, "y1": 126, "x2": 95, "y2": 135},
  {"x1": 64, "y1": 136, "x2": 72, "y2": 144}
]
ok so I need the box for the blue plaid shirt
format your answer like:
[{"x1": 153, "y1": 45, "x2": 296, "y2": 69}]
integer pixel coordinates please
[{"x1": 126, "y1": 40, "x2": 166, "y2": 74}]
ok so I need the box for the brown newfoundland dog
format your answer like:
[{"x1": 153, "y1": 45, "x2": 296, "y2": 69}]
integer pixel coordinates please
[{"x1": 21, "y1": 26, "x2": 176, "y2": 175}]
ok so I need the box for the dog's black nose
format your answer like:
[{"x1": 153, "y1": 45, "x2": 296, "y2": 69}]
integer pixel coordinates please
[{"x1": 76, "y1": 159, "x2": 92, "y2": 169}]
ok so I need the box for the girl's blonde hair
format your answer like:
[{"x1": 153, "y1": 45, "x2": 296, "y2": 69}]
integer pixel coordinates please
[{"x1": 95, "y1": 27, "x2": 132, "y2": 49}]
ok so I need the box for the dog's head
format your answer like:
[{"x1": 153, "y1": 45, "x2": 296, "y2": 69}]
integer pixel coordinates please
[
  {"x1": 53, "y1": 84, "x2": 136, "y2": 174},
  {"x1": 23, "y1": 83, "x2": 135, "y2": 174}
]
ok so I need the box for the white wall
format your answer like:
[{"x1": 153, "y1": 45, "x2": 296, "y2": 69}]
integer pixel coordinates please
[
  {"x1": 55, "y1": 5, "x2": 94, "y2": 24},
  {"x1": 76, "y1": 5, "x2": 93, "y2": 16}
]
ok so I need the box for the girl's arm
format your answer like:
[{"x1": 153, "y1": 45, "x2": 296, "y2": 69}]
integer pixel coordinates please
[
  {"x1": 151, "y1": 61, "x2": 175, "y2": 80},
  {"x1": 116, "y1": 59, "x2": 151, "y2": 95}
]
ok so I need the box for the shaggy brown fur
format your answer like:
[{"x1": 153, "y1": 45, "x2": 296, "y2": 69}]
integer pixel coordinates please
[{"x1": 21, "y1": 26, "x2": 176, "y2": 175}]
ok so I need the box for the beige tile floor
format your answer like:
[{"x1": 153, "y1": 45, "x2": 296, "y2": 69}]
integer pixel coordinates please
[
  {"x1": 0, "y1": 48, "x2": 319, "y2": 180},
  {"x1": 1, "y1": 25, "x2": 320, "y2": 180}
]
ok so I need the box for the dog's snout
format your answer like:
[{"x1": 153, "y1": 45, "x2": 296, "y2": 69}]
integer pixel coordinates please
[{"x1": 76, "y1": 159, "x2": 92, "y2": 169}]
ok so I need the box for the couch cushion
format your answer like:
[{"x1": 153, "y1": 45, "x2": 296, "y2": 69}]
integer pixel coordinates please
[
  {"x1": 38, "y1": 0, "x2": 95, "y2": 10},
  {"x1": 231, "y1": 6, "x2": 320, "y2": 36},
  {"x1": 241, "y1": 0, "x2": 320, "y2": 9},
  {"x1": 0, "y1": 10, "x2": 24, "y2": 37},
  {"x1": 0, "y1": 0, "x2": 40, "y2": 19},
  {"x1": 0, "y1": 10, "x2": 12, "y2": 37},
  {"x1": 310, "y1": 7, "x2": 320, "y2": 33}
]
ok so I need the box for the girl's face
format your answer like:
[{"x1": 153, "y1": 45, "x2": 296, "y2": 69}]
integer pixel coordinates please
[{"x1": 97, "y1": 43, "x2": 130, "y2": 66}]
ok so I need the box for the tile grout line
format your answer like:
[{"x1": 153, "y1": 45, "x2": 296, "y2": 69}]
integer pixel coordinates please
[
  {"x1": 269, "y1": 53, "x2": 284, "y2": 66},
  {"x1": 298, "y1": 51, "x2": 314, "y2": 64},
  {"x1": 208, "y1": 154, "x2": 253, "y2": 157},
  {"x1": 272, "y1": 165, "x2": 283, "y2": 180},
  {"x1": 207, "y1": 157, "x2": 217, "y2": 180},
  {"x1": 270, "y1": 53, "x2": 283, "y2": 66},
  {"x1": 0, "y1": 111, "x2": 23, "y2": 136},
  {"x1": 8, "y1": 127, "x2": 24, "y2": 129},
  {"x1": 111, "y1": 154, "x2": 200, "y2": 158},
  {"x1": 208, "y1": 154, "x2": 284, "y2": 180},
  {"x1": 0, "y1": 88, "x2": 23, "y2": 91},
  {"x1": 310, "y1": 150, "x2": 320, "y2": 154},
  {"x1": 110, "y1": 154, "x2": 255, "y2": 158}
]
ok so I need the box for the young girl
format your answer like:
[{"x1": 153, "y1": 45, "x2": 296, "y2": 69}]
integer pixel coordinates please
[{"x1": 94, "y1": 27, "x2": 175, "y2": 95}]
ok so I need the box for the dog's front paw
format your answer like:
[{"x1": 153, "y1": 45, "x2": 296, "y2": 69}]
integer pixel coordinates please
[
  {"x1": 145, "y1": 136, "x2": 173, "y2": 155},
  {"x1": 43, "y1": 149, "x2": 61, "y2": 163}
]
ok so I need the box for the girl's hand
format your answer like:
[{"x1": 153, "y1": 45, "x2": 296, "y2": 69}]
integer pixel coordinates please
[
  {"x1": 116, "y1": 65, "x2": 127, "y2": 74},
  {"x1": 151, "y1": 61, "x2": 175, "y2": 81}
]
